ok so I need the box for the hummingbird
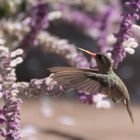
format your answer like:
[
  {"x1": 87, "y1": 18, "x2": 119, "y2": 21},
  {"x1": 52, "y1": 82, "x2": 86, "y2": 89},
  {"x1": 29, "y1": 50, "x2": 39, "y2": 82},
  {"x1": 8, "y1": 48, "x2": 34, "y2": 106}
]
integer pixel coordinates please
[{"x1": 48, "y1": 48, "x2": 134, "y2": 123}]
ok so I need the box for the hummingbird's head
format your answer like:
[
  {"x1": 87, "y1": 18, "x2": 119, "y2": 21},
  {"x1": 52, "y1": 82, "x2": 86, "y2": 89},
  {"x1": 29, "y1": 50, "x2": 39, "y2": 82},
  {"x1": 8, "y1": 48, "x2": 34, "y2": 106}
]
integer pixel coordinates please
[
  {"x1": 78, "y1": 48, "x2": 112, "y2": 73},
  {"x1": 95, "y1": 53, "x2": 112, "y2": 73}
]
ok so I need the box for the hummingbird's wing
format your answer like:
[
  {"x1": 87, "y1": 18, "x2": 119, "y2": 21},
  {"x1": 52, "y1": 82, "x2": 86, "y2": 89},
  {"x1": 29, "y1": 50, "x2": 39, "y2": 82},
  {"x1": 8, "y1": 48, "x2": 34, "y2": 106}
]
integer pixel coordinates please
[
  {"x1": 49, "y1": 66, "x2": 99, "y2": 73},
  {"x1": 48, "y1": 67, "x2": 107, "y2": 95}
]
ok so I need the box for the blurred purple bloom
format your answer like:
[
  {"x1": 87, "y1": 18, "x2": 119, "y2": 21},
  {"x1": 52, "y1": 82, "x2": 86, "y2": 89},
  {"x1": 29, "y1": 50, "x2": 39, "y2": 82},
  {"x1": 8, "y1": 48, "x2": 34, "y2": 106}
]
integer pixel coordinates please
[
  {"x1": 111, "y1": 0, "x2": 140, "y2": 68},
  {"x1": 37, "y1": 32, "x2": 90, "y2": 68},
  {"x1": 31, "y1": 2, "x2": 48, "y2": 30},
  {"x1": 79, "y1": 92, "x2": 111, "y2": 109},
  {"x1": 58, "y1": 4, "x2": 95, "y2": 30},
  {"x1": 19, "y1": 2, "x2": 48, "y2": 51},
  {"x1": 97, "y1": 2, "x2": 121, "y2": 52},
  {"x1": 79, "y1": 93, "x2": 93, "y2": 105}
]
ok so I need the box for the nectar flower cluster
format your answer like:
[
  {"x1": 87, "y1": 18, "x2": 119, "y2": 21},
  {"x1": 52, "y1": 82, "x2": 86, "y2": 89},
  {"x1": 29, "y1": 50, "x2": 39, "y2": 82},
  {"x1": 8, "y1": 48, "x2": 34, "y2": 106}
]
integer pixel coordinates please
[
  {"x1": 0, "y1": 39, "x2": 23, "y2": 140},
  {"x1": 16, "y1": 74, "x2": 63, "y2": 97},
  {"x1": 111, "y1": 0, "x2": 140, "y2": 68}
]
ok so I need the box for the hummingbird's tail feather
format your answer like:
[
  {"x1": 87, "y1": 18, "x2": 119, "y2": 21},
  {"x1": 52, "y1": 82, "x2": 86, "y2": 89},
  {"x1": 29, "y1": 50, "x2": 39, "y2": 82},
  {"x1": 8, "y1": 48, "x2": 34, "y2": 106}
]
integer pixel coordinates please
[{"x1": 124, "y1": 99, "x2": 134, "y2": 124}]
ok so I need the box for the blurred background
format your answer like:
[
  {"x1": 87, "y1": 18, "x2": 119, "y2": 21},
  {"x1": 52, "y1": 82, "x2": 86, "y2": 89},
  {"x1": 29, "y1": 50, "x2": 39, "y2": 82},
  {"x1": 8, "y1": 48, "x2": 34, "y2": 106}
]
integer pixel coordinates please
[{"x1": 0, "y1": 0, "x2": 140, "y2": 140}]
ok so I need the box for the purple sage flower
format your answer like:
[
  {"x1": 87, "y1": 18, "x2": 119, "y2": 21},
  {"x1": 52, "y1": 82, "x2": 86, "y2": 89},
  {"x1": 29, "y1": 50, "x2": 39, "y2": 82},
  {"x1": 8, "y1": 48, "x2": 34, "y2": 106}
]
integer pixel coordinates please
[
  {"x1": 0, "y1": 39, "x2": 23, "y2": 140},
  {"x1": 19, "y1": 1, "x2": 48, "y2": 52},
  {"x1": 111, "y1": 0, "x2": 140, "y2": 68}
]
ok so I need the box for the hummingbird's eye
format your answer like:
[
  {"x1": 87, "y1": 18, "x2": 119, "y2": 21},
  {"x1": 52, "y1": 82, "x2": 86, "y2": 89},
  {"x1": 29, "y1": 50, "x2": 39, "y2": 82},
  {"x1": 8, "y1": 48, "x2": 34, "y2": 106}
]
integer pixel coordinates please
[
  {"x1": 98, "y1": 55, "x2": 103, "y2": 60},
  {"x1": 97, "y1": 54, "x2": 107, "y2": 64}
]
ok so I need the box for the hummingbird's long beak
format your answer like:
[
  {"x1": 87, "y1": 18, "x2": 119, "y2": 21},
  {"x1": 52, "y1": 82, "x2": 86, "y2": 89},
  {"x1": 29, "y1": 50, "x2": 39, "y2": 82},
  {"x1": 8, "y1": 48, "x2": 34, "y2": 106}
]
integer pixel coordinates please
[{"x1": 78, "y1": 47, "x2": 96, "y2": 57}]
